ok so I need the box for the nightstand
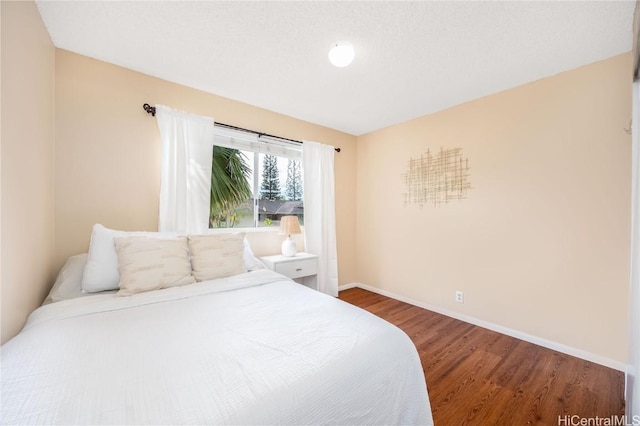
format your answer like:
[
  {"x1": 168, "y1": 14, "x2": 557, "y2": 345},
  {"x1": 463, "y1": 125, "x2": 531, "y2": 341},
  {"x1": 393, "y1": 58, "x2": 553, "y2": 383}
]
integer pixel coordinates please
[{"x1": 260, "y1": 252, "x2": 319, "y2": 290}]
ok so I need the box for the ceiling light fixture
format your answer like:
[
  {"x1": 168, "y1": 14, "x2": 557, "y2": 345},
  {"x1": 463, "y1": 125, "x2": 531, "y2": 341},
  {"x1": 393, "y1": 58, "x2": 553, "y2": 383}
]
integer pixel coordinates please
[{"x1": 328, "y1": 42, "x2": 354, "y2": 68}]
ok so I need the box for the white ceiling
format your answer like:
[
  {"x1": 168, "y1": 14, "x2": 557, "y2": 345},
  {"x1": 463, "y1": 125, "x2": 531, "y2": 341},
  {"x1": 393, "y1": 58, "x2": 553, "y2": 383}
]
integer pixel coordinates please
[{"x1": 36, "y1": 1, "x2": 635, "y2": 136}]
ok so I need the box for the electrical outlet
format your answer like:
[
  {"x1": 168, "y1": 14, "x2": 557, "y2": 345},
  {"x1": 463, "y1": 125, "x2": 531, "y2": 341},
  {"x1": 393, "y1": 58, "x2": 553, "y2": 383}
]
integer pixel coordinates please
[{"x1": 455, "y1": 291, "x2": 464, "y2": 303}]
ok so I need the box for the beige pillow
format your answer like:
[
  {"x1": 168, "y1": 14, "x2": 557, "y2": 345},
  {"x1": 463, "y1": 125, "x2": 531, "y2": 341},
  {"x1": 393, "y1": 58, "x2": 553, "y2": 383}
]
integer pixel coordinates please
[
  {"x1": 188, "y1": 233, "x2": 246, "y2": 282},
  {"x1": 114, "y1": 236, "x2": 195, "y2": 296}
]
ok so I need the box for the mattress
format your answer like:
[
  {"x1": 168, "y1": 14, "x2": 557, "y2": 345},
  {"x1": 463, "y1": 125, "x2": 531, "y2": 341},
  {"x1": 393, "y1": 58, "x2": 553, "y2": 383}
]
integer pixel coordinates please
[{"x1": 1, "y1": 269, "x2": 433, "y2": 425}]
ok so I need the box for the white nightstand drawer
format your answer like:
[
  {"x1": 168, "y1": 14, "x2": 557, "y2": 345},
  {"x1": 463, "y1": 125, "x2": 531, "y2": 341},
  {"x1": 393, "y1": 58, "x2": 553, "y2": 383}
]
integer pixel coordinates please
[
  {"x1": 275, "y1": 259, "x2": 318, "y2": 279},
  {"x1": 260, "y1": 253, "x2": 319, "y2": 290}
]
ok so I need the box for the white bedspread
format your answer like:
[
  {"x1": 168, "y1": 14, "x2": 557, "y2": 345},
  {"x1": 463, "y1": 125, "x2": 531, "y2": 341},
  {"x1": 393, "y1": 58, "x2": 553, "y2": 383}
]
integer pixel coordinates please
[{"x1": 1, "y1": 270, "x2": 433, "y2": 425}]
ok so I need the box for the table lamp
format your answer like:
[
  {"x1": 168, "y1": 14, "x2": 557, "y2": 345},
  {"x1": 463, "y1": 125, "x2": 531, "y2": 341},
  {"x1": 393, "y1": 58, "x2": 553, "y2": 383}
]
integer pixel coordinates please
[{"x1": 279, "y1": 216, "x2": 301, "y2": 257}]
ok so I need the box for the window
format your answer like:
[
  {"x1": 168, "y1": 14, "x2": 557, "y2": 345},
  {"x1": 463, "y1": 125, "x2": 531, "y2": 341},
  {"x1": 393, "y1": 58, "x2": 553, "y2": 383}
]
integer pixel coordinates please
[{"x1": 209, "y1": 127, "x2": 303, "y2": 229}]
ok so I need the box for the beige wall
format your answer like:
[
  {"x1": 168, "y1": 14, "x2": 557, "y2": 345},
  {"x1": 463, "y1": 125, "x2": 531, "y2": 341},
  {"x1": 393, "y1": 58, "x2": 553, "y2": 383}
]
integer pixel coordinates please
[
  {"x1": 55, "y1": 49, "x2": 357, "y2": 283},
  {"x1": 1, "y1": 1, "x2": 56, "y2": 343},
  {"x1": 3, "y1": 9, "x2": 630, "y2": 366},
  {"x1": 356, "y1": 53, "x2": 632, "y2": 364}
]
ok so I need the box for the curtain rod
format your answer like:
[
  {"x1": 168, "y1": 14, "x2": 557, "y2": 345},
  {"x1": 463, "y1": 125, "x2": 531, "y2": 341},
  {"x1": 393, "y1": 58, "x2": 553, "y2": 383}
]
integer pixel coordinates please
[{"x1": 143, "y1": 104, "x2": 340, "y2": 153}]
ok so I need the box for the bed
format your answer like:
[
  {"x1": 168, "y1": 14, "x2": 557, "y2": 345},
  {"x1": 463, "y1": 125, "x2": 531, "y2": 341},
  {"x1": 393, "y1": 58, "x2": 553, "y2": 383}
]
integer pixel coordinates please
[{"x1": 1, "y1": 226, "x2": 433, "y2": 425}]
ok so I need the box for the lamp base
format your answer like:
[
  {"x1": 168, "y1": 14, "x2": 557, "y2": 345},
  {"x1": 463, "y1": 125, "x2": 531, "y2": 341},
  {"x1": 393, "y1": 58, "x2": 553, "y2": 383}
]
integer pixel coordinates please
[{"x1": 281, "y1": 237, "x2": 297, "y2": 257}]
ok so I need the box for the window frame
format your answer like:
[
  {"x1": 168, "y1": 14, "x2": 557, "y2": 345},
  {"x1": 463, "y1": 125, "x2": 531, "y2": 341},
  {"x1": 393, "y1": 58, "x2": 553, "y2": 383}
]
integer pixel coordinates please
[{"x1": 211, "y1": 126, "x2": 304, "y2": 230}]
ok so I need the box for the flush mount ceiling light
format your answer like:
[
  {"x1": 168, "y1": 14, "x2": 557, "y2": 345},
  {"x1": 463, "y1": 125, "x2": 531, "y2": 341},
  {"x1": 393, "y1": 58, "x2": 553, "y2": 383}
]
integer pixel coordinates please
[{"x1": 328, "y1": 42, "x2": 354, "y2": 67}]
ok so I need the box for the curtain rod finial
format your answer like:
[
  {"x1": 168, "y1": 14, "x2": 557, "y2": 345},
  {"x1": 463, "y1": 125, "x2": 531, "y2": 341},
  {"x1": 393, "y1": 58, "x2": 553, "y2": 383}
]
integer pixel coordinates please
[{"x1": 143, "y1": 103, "x2": 156, "y2": 117}]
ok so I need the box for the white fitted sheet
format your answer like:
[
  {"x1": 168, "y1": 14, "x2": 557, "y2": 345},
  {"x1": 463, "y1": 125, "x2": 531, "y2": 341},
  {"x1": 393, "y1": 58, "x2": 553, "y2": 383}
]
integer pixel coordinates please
[{"x1": 1, "y1": 269, "x2": 433, "y2": 425}]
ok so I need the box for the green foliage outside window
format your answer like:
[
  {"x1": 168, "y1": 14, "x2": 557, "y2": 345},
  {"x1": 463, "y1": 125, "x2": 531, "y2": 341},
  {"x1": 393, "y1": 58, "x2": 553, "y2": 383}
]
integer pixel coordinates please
[
  {"x1": 260, "y1": 154, "x2": 281, "y2": 200},
  {"x1": 285, "y1": 159, "x2": 303, "y2": 201},
  {"x1": 209, "y1": 146, "x2": 252, "y2": 228}
]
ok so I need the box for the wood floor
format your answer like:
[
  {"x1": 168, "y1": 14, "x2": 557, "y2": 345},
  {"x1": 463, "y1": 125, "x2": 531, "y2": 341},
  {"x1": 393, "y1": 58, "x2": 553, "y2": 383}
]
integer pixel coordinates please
[{"x1": 338, "y1": 288, "x2": 625, "y2": 426}]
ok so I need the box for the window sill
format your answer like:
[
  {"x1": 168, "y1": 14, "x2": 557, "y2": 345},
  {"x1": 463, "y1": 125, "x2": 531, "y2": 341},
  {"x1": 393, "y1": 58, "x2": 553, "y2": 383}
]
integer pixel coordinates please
[{"x1": 206, "y1": 226, "x2": 304, "y2": 234}]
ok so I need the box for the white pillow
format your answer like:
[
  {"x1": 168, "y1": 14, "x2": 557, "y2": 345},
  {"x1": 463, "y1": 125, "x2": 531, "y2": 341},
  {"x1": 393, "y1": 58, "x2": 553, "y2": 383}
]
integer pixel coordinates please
[
  {"x1": 82, "y1": 224, "x2": 265, "y2": 292},
  {"x1": 82, "y1": 224, "x2": 178, "y2": 293},
  {"x1": 243, "y1": 238, "x2": 266, "y2": 271},
  {"x1": 188, "y1": 233, "x2": 246, "y2": 281},
  {"x1": 44, "y1": 253, "x2": 87, "y2": 304},
  {"x1": 115, "y1": 237, "x2": 195, "y2": 296}
]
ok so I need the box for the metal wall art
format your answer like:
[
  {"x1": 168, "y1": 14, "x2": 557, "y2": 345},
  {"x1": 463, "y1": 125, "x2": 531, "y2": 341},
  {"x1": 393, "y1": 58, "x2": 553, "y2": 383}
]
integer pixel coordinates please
[{"x1": 402, "y1": 147, "x2": 472, "y2": 207}]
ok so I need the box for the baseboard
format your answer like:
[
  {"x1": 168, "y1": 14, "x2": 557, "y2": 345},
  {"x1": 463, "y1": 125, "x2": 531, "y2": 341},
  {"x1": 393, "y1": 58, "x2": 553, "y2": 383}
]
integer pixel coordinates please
[
  {"x1": 340, "y1": 282, "x2": 625, "y2": 372},
  {"x1": 338, "y1": 283, "x2": 358, "y2": 291}
]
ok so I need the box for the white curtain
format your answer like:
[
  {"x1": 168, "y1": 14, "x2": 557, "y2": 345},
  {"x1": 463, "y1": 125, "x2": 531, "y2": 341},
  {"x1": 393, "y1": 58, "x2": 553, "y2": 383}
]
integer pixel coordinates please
[
  {"x1": 212, "y1": 126, "x2": 302, "y2": 160},
  {"x1": 156, "y1": 104, "x2": 214, "y2": 234},
  {"x1": 303, "y1": 141, "x2": 338, "y2": 296}
]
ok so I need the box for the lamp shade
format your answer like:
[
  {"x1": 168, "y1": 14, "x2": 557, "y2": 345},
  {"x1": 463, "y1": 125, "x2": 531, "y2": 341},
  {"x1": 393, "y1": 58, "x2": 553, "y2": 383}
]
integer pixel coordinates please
[{"x1": 279, "y1": 216, "x2": 301, "y2": 236}]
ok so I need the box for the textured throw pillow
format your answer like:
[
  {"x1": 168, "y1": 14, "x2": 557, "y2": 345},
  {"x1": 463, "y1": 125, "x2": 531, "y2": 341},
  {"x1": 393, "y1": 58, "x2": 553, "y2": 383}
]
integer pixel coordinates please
[
  {"x1": 114, "y1": 236, "x2": 195, "y2": 296},
  {"x1": 188, "y1": 233, "x2": 246, "y2": 281},
  {"x1": 82, "y1": 224, "x2": 178, "y2": 293}
]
